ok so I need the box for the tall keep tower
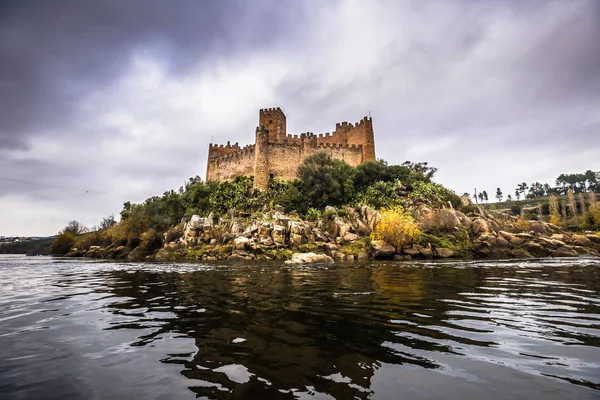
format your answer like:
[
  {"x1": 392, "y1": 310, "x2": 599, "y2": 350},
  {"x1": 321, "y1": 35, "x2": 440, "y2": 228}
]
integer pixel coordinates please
[{"x1": 259, "y1": 107, "x2": 286, "y2": 142}]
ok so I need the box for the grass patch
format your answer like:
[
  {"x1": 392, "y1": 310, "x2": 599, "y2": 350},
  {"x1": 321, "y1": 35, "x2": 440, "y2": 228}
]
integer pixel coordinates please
[{"x1": 339, "y1": 238, "x2": 369, "y2": 256}]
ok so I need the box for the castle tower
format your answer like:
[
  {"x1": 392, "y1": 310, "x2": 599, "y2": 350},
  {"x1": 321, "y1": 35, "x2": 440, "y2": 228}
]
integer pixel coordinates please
[
  {"x1": 253, "y1": 126, "x2": 270, "y2": 190},
  {"x1": 259, "y1": 107, "x2": 286, "y2": 143},
  {"x1": 345, "y1": 117, "x2": 376, "y2": 162}
]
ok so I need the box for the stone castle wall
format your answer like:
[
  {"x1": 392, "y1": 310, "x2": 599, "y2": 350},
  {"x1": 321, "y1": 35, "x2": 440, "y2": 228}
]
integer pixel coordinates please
[
  {"x1": 206, "y1": 143, "x2": 255, "y2": 182},
  {"x1": 206, "y1": 108, "x2": 376, "y2": 189}
]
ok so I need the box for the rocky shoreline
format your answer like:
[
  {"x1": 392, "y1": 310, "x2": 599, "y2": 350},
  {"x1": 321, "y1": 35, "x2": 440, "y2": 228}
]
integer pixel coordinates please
[{"x1": 64, "y1": 204, "x2": 600, "y2": 263}]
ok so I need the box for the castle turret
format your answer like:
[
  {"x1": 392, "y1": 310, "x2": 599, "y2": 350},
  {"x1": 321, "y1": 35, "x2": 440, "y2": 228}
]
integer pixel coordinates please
[
  {"x1": 345, "y1": 117, "x2": 376, "y2": 162},
  {"x1": 259, "y1": 107, "x2": 286, "y2": 143},
  {"x1": 253, "y1": 126, "x2": 269, "y2": 190}
]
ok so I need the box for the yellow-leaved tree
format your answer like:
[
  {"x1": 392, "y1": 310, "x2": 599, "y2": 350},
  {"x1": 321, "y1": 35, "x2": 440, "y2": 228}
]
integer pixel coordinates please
[
  {"x1": 372, "y1": 206, "x2": 420, "y2": 250},
  {"x1": 549, "y1": 194, "x2": 561, "y2": 226}
]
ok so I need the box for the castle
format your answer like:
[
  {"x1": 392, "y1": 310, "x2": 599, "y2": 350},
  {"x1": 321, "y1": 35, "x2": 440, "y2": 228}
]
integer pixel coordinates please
[{"x1": 206, "y1": 107, "x2": 376, "y2": 189}]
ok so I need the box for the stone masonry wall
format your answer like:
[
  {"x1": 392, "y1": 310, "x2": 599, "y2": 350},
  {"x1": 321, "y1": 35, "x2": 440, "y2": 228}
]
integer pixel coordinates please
[{"x1": 206, "y1": 144, "x2": 255, "y2": 182}]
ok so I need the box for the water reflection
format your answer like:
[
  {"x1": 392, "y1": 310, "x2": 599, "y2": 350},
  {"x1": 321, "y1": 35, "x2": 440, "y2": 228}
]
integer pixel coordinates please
[{"x1": 1, "y1": 256, "x2": 599, "y2": 399}]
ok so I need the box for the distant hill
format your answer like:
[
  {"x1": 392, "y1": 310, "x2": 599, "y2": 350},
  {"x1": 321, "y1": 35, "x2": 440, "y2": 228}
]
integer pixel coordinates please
[{"x1": 0, "y1": 236, "x2": 56, "y2": 255}]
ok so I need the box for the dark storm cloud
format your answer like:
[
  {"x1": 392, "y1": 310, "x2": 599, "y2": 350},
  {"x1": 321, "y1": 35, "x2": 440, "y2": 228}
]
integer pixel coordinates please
[
  {"x1": 0, "y1": 0, "x2": 303, "y2": 149},
  {"x1": 1, "y1": 0, "x2": 599, "y2": 236}
]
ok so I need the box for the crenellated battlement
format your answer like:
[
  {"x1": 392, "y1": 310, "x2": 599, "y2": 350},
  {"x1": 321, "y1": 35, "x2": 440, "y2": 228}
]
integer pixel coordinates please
[
  {"x1": 315, "y1": 142, "x2": 363, "y2": 150},
  {"x1": 210, "y1": 143, "x2": 255, "y2": 163},
  {"x1": 206, "y1": 107, "x2": 376, "y2": 189},
  {"x1": 259, "y1": 107, "x2": 283, "y2": 113}
]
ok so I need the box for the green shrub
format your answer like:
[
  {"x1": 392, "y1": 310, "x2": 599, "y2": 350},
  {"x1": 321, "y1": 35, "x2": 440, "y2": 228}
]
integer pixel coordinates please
[
  {"x1": 208, "y1": 176, "x2": 254, "y2": 214},
  {"x1": 460, "y1": 204, "x2": 478, "y2": 215},
  {"x1": 510, "y1": 204, "x2": 522, "y2": 215},
  {"x1": 51, "y1": 233, "x2": 75, "y2": 255},
  {"x1": 322, "y1": 208, "x2": 337, "y2": 220},
  {"x1": 74, "y1": 230, "x2": 110, "y2": 251},
  {"x1": 298, "y1": 152, "x2": 356, "y2": 208},
  {"x1": 356, "y1": 181, "x2": 403, "y2": 209},
  {"x1": 305, "y1": 208, "x2": 321, "y2": 221},
  {"x1": 267, "y1": 180, "x2": 305, "y2": 213},
  {"x1": 140, "y1": 228, "x2": 162, "y2": 251},
  {"x1": 409, "y1": 181, "x2": 457, "y2": 207}
]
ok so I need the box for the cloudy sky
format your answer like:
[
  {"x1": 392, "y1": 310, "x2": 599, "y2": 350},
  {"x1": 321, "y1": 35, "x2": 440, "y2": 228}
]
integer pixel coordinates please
[{"x1": 1, "y1": 0, "x2": 599, "y2": 236}]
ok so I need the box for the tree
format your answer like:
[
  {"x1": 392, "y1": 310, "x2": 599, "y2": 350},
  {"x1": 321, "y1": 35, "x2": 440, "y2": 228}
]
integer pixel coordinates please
[
  {"x1": 549, "y1": 194, "x2": 561, "y2": 225},
  {"x1": 353, "y1": 160, "x2": 390, "y2": 193},
  {"x1": 51, "y1": 233, "x2": 75, "y2": 255},
  {"x1": 99, "y1": 214, "x2": 117, "y2": 230},
  {"x1": 400, "y1": 161, "x2": 437, "y2": 181},
  {"x1": 514, "y1": 190, "x2": 520, "y2": 201},
  {"x1": 495, "y1": 188, "x2": 503, "y2": 202},
  {"x1": 478, "y1": 192, "x2": 484, "y2": 203},
  {"x1": 60, "y1": 220, "x2": 87, "y2": 235},
  {"x1": 527, "y1": 182, "x2": 545, "y2": 198},
  {"x1": 482, "y1": 191, "x2": 488, "y2": 203},
  {"x1": 516, "y1": 182, "x2": 528, "y2": 200},
  {"x1": 298, "y1": 152, "x2": 356, "y2": 208},
  {"x1": 566, "y1": 189, "x2": 577, "y2": 218},
  {"x1": 507, "y1": 194, "x2": 513, "y2": 202}
]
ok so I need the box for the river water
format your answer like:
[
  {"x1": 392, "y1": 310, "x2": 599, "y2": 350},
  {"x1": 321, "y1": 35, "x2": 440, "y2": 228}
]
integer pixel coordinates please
[{"x1": 0, "y1": 255, "x2": 599, "y2": 399}]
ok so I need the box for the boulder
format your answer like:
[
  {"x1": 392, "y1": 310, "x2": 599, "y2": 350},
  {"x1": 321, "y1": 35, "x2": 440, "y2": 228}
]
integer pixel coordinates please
[
  {"x1": 571, "y1": 234, "x2": 592, "y2": 247},
  {"x1": 552, "y1": 246, "x2": 578, "y2": 257},
  {"x1": 419, "y1": 248, "x2": 434, "y2": 258},
  {"x1": 471, "y1": 218, "x2": 489, "y2": 236},
  {"x1": 233, "y1": 236, "x2": 249, "y2": 251},
  {"x1": 65, "y1": 248, "x2": 83, "y2": 257},
  {"x1": 322, "y1": 243, "x2": 338, "y2": 257},
  {"x1": 359, "y1": 205, "x2": 381, "y2": 232},
  {"x1": 343, "y1": 233, "x2": 360, "y2": 243},
  {"x1": 454, "y1": 210, "x2": 472, "y2": 228},
  {"x1": 128, "y1": 246, "x2": 150, "y2": 260},
  {"x1": 274, "y1": 212, "x2": 290, "y2": 228},
  {"x1": 403, "y1": 247, "x2": 421, "y2": 257},
  {"x1": 284, "y1": 252, "x2": 334, "y2": 265},
  {"x1": 260, "y1": 237, "x2": 274, "y2": 247},
  {"x1": 337, "y1": 220, "x2": 351, "y2": 239},
  {"x1": 272, "y1": 225, "x2": 286, "y2": 247},
  {"x1": 312, "y1": 228, "x2": 329, "y2": 242},
  {"x1": 585, "y1": 234, "x2": 600, "y2": 245},
  {"x1": 393, "y1": 254, "x2": 412, "y2": 261},
  {"x1": 370, "y1": 240, "x2": 396, "y2": 258},
  {"x1": 356, "y1": 251, "x2": 369, "y2": 261},
  {"x1": 289, "y1": 233, "x2": 304, "y2": 247},
  {"x1": 258, "y1": 222, "x2": 272, "y2": 238},
  {"x1": 434, "y1": 248, "x2": 454, "y2": 258},
  {"x1": 524, "y1": 241, "x2": 552, "y2": 257},
  {"x1": 460, "y1": 196, "x2": 472, "y2": 207},
  {"x1": 495, "y1": 236, "x2": 511, "y2": 248},
  {"x1": 188, "y1": 215, "x2": 203, "y2": 229},
  {"x1": 231, "y1": 222, "x2": 245, "y2": 235},
  {"x1": 229, "y1": 251, "x2": 254, "y2": 261}
]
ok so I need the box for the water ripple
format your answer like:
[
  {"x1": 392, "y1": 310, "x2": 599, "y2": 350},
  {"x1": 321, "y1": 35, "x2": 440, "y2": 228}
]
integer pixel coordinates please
[{"x1": 1, "y1": 255, "x2": 599, "y2": 399}]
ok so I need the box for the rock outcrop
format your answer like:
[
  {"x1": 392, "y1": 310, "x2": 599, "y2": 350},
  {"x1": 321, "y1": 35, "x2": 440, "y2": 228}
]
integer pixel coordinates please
[
  {"x1": 284, "y1": 253, "x2": 334, "y2": 265},
  {"x1": 63, "y1": 204, "x2": 600, "y2": 262}
]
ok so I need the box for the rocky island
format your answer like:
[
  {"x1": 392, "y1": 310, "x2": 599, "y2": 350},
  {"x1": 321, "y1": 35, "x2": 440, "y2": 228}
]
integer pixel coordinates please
[{"x1": 51, "y1": 108, "x2": 600, "y2": 263}]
